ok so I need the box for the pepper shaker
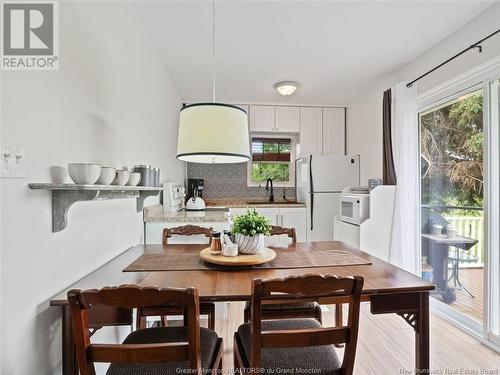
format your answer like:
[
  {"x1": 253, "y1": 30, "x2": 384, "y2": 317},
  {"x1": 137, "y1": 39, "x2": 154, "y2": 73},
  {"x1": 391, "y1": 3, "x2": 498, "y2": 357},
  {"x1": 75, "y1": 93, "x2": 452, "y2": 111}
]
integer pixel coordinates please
[{"x1": 211, "y1": 232, "x2": 222, "y2": 252}]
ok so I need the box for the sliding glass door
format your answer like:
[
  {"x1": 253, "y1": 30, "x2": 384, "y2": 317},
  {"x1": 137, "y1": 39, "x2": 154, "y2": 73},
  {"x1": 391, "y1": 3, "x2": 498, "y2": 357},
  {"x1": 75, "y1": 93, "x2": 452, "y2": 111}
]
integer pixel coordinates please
[
  {"x1": 419, "y1": 88, "x2": 485, "y2": 325},
  {"x1": 418, "y1": 76, "x2": 500, "y2": 347}
]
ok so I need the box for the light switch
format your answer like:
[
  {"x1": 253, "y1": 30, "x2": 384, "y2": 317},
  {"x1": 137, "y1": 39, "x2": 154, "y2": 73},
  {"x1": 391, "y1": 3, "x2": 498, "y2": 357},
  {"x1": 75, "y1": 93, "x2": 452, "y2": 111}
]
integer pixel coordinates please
[{"x1": 1, "y1": 143, "x2": 25, "y2": 178}]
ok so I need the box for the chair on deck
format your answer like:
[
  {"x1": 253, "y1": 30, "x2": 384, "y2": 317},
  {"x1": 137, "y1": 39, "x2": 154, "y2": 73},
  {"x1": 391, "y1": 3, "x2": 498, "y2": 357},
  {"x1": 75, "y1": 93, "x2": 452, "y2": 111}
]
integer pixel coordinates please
[
  {"x1": 136, "y1": 225, "x2": 216, "y2": 330},
  {"x1": 68, "y1": 284, "x2": 223, "y2": 375},
  {"x1": 243, "y1": 225, "x2": 323, "y2": 323},
  {"x1": 234, "y1": 274, "x2": 364, "y2": 375}
]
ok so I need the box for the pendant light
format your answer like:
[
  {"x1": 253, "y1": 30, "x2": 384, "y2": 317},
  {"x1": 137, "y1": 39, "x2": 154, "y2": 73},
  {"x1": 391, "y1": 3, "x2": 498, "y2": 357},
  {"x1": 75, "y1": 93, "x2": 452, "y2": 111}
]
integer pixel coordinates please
[{"x1": 176, "y1": 0, "x2": 250, "y2": 164}]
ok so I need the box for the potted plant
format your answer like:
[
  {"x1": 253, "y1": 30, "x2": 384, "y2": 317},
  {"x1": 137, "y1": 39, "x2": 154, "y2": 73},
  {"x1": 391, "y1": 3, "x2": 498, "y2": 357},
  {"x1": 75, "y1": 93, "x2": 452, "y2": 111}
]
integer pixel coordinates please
[{"x1": 232, "y1": 208, "x2": 272, "y2": 254}]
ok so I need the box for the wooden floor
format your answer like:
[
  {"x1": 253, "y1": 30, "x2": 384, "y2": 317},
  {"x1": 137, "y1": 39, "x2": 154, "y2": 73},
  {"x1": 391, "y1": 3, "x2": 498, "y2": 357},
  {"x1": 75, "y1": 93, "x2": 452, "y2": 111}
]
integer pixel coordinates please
[
  {"x1": 437, "y1": 267, "x2": 484, "y2": 322},
  {"x1": 213, "y1": 302, "x2": 500, "y2": 374}
]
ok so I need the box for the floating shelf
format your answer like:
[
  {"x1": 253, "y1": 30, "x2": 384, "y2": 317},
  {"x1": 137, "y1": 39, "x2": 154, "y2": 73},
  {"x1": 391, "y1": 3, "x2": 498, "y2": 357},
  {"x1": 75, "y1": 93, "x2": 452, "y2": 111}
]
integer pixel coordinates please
[{"x1": 29, "y1": 183, "x2": 163, "y2": 232}]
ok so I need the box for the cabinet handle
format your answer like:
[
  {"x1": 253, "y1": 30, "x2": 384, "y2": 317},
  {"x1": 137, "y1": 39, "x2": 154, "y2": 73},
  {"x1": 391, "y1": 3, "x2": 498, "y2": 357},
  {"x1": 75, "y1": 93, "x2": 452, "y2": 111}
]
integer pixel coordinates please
[
  {"x1": 281, "y1": 214, "x2": 284, "y2": 226},
  {"x1": 276, "y1": 215, "x2": 279, "y2": 225}
]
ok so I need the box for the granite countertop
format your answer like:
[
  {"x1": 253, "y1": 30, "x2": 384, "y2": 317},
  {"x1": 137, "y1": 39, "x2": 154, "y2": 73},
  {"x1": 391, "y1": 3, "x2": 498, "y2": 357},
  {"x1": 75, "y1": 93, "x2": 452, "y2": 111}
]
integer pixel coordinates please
[
  {"x1": 204, "y1": 198, "x2": 306, "y2": 208},
  {"x1": 144, "y1": 198, "x2": 307, "y2": 223},
  {"x1": 144, "y1": 205, "x2": 229, "y2": 223}
]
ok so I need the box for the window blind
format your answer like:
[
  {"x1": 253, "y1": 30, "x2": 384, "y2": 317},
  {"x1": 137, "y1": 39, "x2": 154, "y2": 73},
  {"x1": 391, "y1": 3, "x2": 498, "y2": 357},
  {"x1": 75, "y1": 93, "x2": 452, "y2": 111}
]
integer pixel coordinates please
[{"x1": 251, "y1": 138, "x2": 291, "y2": 162}]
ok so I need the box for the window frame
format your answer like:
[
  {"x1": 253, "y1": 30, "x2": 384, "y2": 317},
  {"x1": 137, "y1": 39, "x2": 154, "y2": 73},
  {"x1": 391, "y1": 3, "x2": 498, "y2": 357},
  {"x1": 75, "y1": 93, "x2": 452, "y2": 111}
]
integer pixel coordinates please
[{"x1": 246, "y1": 133, "x2": 296, "y2": 187}]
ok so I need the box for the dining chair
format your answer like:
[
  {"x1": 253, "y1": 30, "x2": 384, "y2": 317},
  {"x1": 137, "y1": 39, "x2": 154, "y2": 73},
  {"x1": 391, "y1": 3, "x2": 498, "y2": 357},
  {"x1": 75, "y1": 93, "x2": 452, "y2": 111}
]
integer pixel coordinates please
[
  {"x1": 243, "y1": 225, "x2": 322, "y2": 323},
  {"x1": 68, "y1": 284, "x2": 223, "y2": 375},
  {"x1": 138, "y1": 225, "x2": 216, "y2": 330},
  {"x1": 162, "y1": 224, "x2": 213, "y2": 246},
  {"x1": 234, "y1": 274, "x2": 364, "y2": 375}
]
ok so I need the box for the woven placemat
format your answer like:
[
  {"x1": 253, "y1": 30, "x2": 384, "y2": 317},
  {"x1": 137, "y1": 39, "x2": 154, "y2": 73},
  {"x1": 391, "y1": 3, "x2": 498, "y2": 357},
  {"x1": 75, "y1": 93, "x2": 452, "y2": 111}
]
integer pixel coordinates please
[{"x1": 123, "y1": 248, "x2": 371, "y2": 272}]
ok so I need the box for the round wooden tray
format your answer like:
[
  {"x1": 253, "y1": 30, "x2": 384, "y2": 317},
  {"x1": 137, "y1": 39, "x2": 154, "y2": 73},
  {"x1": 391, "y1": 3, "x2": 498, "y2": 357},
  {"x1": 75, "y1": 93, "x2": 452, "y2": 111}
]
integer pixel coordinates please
[{"x1": 200, "y1": 247, "x2": 276, "y2": 266}]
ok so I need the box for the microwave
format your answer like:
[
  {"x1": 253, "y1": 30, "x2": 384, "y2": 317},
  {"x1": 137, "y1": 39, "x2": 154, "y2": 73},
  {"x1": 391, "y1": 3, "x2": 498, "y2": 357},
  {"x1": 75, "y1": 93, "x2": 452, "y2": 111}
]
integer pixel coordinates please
[{"x1": 340, "y1": 194, "x2": 370, "y2": 225}]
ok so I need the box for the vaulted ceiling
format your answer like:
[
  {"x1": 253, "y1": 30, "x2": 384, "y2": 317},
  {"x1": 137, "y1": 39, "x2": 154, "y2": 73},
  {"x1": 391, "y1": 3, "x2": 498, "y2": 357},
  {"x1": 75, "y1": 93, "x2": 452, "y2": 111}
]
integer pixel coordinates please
[{"x1": 136, "y1": 1, "x2": 493, "y2": 105}]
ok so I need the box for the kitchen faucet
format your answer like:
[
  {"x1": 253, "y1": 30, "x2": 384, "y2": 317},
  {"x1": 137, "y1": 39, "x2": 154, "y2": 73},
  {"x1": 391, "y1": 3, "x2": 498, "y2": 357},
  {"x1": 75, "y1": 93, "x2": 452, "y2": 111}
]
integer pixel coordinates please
[{"x1": 265, "y1": 178, "x2": 274, "y2": 203}]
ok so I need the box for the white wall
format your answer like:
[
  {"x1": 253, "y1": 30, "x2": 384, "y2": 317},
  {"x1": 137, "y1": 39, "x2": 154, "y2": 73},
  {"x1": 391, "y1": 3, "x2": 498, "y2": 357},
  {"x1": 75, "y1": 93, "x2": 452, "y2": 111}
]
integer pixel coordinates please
[
  {"x1": 0, "y1": 2, "x2": 184, "y2": 374},
  {"x1": 347, "y1": 2, "x2": 500, "y2": 183}
]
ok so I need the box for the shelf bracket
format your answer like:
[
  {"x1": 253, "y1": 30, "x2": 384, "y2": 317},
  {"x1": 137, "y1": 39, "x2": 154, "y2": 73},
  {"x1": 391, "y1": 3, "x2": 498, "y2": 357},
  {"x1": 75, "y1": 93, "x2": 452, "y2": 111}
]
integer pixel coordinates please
[
  {"x1": 52, "y1": 190, "x2": 143, "y2": 232},
  {"x1": 52, "y1": 190, "x2": 99, "y2": 232}
]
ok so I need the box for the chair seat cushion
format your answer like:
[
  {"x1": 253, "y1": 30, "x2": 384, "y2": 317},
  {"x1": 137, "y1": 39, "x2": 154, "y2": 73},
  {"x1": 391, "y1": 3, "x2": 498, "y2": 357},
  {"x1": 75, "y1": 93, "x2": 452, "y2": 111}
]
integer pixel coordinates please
[
  {"x1": 244, "y1": 300, "x2": 317, "y2": 310},
  {"x1": 237, "y1": 319, "x2": 341, "y2": 374},
  {"x1": 106, "y1": 327, "x2": 218, "y2": 375}
]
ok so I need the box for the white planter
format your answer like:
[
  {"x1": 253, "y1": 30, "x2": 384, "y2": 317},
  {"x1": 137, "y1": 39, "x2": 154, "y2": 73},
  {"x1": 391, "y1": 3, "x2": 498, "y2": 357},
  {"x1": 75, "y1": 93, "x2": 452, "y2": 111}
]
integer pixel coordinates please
[{"x1": 235, "y1": 233, "x2": 265, "y2": 254}]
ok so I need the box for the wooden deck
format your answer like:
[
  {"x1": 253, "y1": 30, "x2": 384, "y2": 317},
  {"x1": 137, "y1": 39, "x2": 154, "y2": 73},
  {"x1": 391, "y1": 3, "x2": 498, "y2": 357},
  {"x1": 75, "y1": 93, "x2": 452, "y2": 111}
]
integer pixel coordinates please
[{"x1": 431, "y1": 268, "x2": 484, "y2": 322}]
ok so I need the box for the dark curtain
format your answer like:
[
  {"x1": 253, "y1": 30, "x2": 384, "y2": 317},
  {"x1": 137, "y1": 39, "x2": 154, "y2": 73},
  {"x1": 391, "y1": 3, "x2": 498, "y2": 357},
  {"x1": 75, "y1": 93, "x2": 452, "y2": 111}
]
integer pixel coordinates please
[{"x1": 383, "y1": 89, "x2": 397, "y2": 185}]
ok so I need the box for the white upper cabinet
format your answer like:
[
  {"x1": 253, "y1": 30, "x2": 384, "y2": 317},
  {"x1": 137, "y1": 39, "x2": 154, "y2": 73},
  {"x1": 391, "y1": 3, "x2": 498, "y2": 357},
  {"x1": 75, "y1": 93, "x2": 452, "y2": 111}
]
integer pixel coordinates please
[
  {"x1": 249, "y1": 105, "x2": 275, "y2": 132},
  {"x1": 322, "y1": 107, "x2": 345, "y2": 155},
  {"x1": 275, "y1": 106, "x2": 300, "y2": 133},
  {"x1": 299, "y1": 107, "x2": 323, "y2": 156},
  {"x1": 248, "y1": 105, "x2": 346, "y2": 155}
]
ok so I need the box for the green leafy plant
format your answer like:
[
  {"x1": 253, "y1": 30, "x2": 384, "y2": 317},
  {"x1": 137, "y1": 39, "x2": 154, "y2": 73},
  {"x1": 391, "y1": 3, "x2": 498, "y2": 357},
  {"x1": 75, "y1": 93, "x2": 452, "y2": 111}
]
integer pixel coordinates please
[{"x1": 232, "y1": 208, "x2": 272, "y2": 236}]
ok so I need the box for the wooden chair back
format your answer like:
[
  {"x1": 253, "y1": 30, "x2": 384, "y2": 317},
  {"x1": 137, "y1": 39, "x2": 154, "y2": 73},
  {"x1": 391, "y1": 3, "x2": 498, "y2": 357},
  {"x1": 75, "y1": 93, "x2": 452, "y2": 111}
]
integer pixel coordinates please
[
  {"x1": 162, "y1": 225, "x2": 213, "y2": 247},
  {"x1": 250, "y1": 274, "x2": 363, "y2": 375},
  {"x1": 270, "y1": 225, "x2": 297, "y2": 243},
  {"x1": 68, "y1": 285, "x2": 201, "y2": 375}
]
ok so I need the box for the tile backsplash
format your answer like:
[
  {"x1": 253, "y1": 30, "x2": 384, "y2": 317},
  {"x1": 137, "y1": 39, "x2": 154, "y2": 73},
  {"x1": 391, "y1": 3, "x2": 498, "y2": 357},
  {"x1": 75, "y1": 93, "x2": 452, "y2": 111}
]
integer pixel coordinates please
[{"x1": 187, "y1": 163, "x2": 296, "y2": 199}]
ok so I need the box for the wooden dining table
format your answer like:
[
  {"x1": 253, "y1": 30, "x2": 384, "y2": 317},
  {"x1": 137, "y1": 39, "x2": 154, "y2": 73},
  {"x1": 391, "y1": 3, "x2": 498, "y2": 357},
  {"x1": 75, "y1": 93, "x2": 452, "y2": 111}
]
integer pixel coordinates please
[{"x1": 50, "y1": 241, "x2": 434, "y2": 375}]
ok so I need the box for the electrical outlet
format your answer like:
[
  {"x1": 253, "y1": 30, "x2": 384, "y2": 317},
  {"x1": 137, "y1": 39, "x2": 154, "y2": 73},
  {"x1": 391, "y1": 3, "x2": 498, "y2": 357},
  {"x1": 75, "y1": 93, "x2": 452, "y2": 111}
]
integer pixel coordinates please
[{"x1": 1, "y1": 143, "x2": 25, "y2": 178}]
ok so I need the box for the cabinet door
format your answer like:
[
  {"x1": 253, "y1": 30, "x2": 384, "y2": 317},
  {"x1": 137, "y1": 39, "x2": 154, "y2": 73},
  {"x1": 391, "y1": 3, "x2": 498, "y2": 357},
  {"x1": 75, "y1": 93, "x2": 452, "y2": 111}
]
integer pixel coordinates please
[
  {"x1": 250, "y1": 208, "x2": 280, "y2": 246},
  {"x1": 299, "y1": 107, "x2": 323, "y2": 156},
  {"x1": 322, "y1": 107, "x2": 345, "y2": 155},
  {"x1": 229, "y1": 208, "x2": 248, "y2": 218},
  {"x1": 280, "y1": 207, "x2": 307, "y2": 243},
  {"x1": 230, "y1": 207, "x2": 279, "y2": 225},
  {"x1": 249, "y1": 105, "x2": 275, "y2": 132},
  {"x1": 254, "y1": 208, "x2": 280, "y2": 225},
  {"x1": 333, "y1": 219, "x2": 360, "y2": 248},
  {"x1": 275, "y1": 106, "x2": 300, "y2": 133}
]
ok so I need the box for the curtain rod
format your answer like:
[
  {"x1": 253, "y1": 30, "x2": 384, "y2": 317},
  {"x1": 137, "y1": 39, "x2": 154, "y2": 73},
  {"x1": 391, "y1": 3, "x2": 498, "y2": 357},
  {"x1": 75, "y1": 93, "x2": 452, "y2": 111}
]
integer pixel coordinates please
[{"x1": 407, "y1": 28, "x2": 500, "y2": 88}]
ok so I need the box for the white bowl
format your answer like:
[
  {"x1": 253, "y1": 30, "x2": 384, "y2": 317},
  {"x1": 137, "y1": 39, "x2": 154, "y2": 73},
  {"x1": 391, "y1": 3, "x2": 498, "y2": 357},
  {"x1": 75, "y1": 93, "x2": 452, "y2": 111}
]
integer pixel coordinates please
[
  {"x1": 96, "y1": 167, "x2": 116, "y2": 185},
  {"x1": 126, "y1": 172, "x2": 141, "y2": 186},
  {"x1": 112, "y1": 170, "x2": 130, "y2": 186},
  {"x1": 68, "y1": 163, "x2": 101, "y2": 185}
]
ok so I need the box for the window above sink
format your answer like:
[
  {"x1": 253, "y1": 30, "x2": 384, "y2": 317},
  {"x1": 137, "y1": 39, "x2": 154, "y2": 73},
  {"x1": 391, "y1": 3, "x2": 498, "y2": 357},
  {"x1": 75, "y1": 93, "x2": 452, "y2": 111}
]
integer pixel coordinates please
[{"x1": 247, "y1": 134, "x2": 296, "y2": 187}]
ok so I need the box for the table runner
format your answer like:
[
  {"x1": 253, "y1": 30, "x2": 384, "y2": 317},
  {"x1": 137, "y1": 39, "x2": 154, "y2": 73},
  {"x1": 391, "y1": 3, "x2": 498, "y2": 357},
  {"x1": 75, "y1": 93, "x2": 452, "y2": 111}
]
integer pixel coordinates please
[{"x1": 123, "y1": 248, "x2": 371, "y2": 272}]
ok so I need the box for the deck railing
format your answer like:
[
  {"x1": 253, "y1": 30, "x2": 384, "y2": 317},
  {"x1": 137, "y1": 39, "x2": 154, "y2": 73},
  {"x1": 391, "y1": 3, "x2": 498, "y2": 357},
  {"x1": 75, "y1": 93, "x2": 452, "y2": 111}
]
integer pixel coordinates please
[{"x1": 442, "y1": 215, "x2": 484, "y2": 267}]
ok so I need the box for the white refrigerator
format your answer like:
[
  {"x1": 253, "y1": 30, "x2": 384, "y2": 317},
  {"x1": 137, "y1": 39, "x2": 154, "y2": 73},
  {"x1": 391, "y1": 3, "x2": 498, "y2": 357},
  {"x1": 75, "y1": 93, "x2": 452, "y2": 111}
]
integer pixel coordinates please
[{"x1": 296, "y1": 155, "x2": 360, "y2": 241}]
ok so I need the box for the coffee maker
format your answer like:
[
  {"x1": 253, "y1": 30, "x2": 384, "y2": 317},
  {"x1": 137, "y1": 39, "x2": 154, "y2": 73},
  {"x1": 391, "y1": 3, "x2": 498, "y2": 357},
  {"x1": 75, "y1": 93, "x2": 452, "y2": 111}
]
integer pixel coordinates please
[
  {"x1": 186, "y1": 178, "x2": 205, "y2": 210},
  {"x1": 187, "y1": 178, "x2": 204, "y2": 199}
]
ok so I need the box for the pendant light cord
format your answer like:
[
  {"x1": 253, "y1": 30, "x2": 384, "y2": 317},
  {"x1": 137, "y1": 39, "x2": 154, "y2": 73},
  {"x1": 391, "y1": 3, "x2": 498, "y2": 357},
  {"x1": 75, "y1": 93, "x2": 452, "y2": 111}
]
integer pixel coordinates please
[{"x1": 212, "y1": 0, "x2": 216, "y2": 102}]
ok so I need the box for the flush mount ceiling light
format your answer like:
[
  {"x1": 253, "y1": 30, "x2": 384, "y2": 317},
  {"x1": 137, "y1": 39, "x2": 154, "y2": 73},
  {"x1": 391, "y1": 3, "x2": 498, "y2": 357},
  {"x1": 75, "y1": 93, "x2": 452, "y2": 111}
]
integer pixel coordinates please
[
  {"x1": 274, "y1": 81, "x2": 298, "y2": 96},
  {"x1": 176, "y1": 0, "x2": 250, "y2": 164}
]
